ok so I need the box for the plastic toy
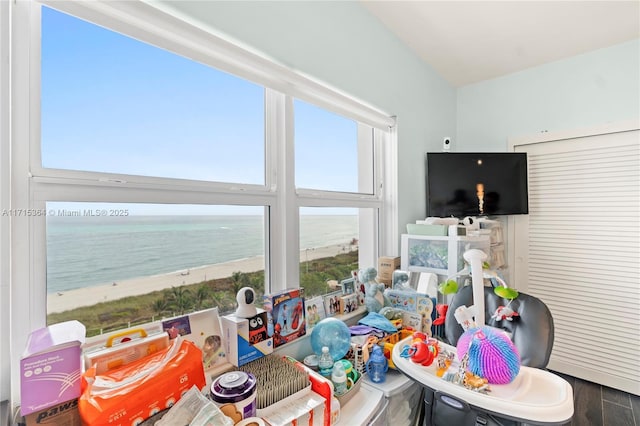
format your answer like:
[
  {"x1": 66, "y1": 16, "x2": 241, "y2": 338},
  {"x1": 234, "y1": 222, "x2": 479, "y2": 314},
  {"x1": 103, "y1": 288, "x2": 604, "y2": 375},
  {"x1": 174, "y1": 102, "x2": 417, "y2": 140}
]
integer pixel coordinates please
[
  {"x1": 358, "y1": 267, "x2": 390, "y2": 313},
  {"x1": 491, "y1": 305, "x2": 519, "y2": 321},
  {"x1": 310, "y1": 317, "x2": 351, "y2": 361},
  {"x1": 457, "y1": 326, "x2": 520, "y2": 384},
  {"x1": 399, "y1": 332, "x2": 439, "y2": 366}
]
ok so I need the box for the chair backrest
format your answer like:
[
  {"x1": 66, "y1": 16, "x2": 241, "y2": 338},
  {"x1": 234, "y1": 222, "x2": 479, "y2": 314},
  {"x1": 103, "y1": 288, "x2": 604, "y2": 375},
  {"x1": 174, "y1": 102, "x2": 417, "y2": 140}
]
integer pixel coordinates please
[{"x1": 444, "y1": 285, "x2": 555, "y2": 369}]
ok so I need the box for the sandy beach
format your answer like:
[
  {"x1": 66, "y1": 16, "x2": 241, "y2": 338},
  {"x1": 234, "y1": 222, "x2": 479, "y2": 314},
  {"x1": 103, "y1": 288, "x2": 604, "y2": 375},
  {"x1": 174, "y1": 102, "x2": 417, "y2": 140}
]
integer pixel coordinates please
[{"x1": 47, "y1": 243, "x2": 353, "y2": 314}]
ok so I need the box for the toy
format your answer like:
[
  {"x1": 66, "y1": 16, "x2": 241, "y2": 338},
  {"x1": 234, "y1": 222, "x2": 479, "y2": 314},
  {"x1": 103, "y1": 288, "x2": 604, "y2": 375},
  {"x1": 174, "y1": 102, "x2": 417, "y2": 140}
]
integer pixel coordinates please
[
  {"x1": 492, "y1": 305, "x2": 519, "y2": 321},
  {"x1": 310, "y1": 317, "x2": 351, "y2": 361},
  {"x1": 492, "y1": 282, "x2": 519, "y2": 321},
  {"x1": 263, "y1": 288, "x2": 306, "y2": 348},
  {"x1": 456, "y1": 326, "x2": 520, "y2": 384},
  {"x1": 378, "y1": 306, "x2": 403, "y2": 320},
  {"x1": 358, "y1": 267, "x2": 390, "y2": 313},
  {"x1": 399, "y1": 332, "x2": 439, "y2": 367}
]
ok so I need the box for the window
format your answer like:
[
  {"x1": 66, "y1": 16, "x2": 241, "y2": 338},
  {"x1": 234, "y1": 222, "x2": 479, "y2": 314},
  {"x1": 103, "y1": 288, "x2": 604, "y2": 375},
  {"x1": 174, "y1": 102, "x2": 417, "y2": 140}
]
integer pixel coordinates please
[
  {"x1": 299, "y1": 207, "x2": 360, "y2": 298},
  {"x1": 295, "y1": 100, "x2": 373, "y2": 194},
  {"x1": 46, "y1": 203, "x2": 265, "y2": 335},
  {"x1": 5, "y1": 0, "x2": 395, "y2": 405},
  {"x1": 40, "y1": 7, "x2": 265, "y2": 184}
]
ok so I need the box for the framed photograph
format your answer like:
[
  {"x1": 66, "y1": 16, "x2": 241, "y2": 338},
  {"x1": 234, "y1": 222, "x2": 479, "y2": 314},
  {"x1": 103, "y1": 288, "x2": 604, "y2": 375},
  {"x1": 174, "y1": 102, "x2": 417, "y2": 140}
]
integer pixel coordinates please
[
  {"x1": 340, "y1": 277, "x2": 355, "y2": 295},
  {"x1": 323, "y1": 290, "x2": 342, "y2": 317},
  {"x1": 305, "y1": 296, "x2": 327, "y2": 329},
  {"x1": 339, "y1": 293, "x2": 359, "y2": 315}
]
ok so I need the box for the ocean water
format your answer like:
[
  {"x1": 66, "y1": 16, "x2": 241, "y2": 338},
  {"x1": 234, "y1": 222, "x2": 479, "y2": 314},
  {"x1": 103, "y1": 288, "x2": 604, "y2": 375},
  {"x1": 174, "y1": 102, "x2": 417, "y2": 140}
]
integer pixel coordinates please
[{"x1": 46, "y1": 215, "x2": 357, "y2": 293}]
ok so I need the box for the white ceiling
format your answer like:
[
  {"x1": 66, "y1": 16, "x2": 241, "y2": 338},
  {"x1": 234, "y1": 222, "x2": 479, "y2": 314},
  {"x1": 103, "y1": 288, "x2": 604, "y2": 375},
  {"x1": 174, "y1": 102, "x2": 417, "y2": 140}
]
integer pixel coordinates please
[{"x1": 361, "y1": 1, "x2": 640, "y2": 87}]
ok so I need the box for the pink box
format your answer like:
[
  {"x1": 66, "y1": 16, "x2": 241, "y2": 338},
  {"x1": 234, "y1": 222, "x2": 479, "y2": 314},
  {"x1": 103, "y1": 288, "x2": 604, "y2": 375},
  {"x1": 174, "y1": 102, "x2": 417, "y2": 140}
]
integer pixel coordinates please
[{"x1": 20, "y1": 321, "x2": 86, "y2": 416}]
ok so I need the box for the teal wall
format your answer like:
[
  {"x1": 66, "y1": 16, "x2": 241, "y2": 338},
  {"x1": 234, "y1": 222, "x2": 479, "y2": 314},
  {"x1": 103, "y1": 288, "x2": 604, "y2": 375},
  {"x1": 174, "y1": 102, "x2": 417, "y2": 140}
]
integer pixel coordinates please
[
  {"x1": 158, "y1": 1, "x2": 639, "y2": 236},
  {"x1": 457, "y1": 39, "x2": 640, "y2": 151},
  {"x1": 159, "y1": 1, "x2": 458, "y2": 243}
]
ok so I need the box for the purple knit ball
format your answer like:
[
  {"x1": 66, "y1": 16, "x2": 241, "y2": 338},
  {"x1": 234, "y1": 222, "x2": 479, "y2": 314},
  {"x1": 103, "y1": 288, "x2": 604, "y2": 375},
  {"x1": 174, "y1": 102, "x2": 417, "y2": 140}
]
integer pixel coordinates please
[{"x1": 456, "y1": 326, "x2": 521, "y2": 384}]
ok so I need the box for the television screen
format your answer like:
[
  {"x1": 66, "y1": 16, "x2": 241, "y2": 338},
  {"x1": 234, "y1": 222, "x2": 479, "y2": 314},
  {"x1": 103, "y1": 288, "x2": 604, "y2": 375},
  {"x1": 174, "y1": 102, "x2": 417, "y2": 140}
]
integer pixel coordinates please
[{"x1": 425, "y1": 152, "x2": 529, "y2": 218}]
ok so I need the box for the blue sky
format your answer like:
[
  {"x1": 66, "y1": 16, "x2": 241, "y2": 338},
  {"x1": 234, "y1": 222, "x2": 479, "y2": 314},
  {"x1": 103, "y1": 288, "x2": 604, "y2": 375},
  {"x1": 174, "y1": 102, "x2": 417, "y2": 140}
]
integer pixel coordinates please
[{"x1": 40, "y1": 6, "x2": 360, "y2": 201}]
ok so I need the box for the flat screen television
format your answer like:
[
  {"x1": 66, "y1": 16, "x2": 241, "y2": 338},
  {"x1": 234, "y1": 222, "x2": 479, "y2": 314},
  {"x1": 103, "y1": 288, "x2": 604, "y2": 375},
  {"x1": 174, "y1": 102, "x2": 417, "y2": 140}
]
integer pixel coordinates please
[{"x1": 425, "y1": 152, "x2": 529, "y2": 218}]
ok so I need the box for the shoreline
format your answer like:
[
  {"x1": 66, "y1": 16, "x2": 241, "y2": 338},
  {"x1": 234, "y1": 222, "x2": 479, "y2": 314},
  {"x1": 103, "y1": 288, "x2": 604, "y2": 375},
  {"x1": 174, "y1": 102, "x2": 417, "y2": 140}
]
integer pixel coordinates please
[{"x1": 47, "y1": 243, "x2": 355, "y2": 314}]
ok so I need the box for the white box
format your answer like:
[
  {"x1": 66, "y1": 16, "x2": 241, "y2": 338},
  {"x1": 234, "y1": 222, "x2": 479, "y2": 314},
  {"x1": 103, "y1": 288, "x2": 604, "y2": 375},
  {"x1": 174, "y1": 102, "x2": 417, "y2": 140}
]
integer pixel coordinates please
[
  {"x1": 221, "y1": 310, "x2": 272, "y2": 367},
  {"x1": 259, "y1": 390, "x2": 325, "y2": 426}
]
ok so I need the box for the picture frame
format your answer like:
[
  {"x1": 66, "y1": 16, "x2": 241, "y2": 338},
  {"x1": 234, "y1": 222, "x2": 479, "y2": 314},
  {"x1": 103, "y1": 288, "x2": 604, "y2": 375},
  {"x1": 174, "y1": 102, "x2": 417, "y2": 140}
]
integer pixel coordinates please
[
  {"x1": 339, "y1": 293, "x2": 359, "y2": 315},
  {"x1": 305, "y1": 296, "x2": 327, "y2": 330},
  {"x1": 323, "y1": 290, "x2": 342, "y2": 317},
  {"x1": 340, "y1": 277, "x2": 355, "y2": 295}
]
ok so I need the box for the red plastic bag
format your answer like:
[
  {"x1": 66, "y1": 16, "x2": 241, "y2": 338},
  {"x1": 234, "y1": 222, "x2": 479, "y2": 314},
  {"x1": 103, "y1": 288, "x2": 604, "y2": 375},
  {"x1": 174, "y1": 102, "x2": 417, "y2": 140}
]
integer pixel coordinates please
[{"x1": 79, "y1": 337, "x2": 205, "y2": 426}]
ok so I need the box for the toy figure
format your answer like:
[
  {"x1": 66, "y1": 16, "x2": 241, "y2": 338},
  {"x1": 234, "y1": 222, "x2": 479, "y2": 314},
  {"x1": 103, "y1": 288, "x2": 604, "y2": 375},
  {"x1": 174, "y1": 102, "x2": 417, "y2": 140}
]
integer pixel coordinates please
[
  {"x1": 492, "y1": 305, "x2": 519, "y2": 321},
  {"x1": 279, "y1": 303, "x2": 290, "y2": 333},
  {"x1": 291, "y1": 300, "x2": 303, "y2": 330},
  {"x1": 358, "y1": 267, "x2": 390, "y2": 313}
]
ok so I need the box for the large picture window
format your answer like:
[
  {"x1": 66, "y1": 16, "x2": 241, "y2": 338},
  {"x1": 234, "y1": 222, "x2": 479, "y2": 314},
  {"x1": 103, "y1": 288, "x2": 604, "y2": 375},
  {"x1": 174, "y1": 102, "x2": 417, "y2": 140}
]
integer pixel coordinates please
[
  {"x1": 41, "y1": 7, "x2": 265, "y2": 184},
  {"x1": 5, "y1": 0, "x2": 395, "y2": 405}
]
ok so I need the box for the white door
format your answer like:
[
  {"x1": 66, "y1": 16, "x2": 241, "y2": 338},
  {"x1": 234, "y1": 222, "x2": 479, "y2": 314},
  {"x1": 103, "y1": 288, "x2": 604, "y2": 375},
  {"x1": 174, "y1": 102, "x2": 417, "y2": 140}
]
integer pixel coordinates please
[{"x1": 510, "y1": 122, "x2": 639, "y2": 395}]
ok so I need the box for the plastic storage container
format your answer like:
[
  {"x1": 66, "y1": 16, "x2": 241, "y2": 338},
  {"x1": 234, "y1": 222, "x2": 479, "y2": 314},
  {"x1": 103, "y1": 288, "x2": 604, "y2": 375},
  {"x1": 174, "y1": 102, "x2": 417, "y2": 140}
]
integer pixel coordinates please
[{"x1": 363, "y1": 369, "x2": 424, "y2": 426}]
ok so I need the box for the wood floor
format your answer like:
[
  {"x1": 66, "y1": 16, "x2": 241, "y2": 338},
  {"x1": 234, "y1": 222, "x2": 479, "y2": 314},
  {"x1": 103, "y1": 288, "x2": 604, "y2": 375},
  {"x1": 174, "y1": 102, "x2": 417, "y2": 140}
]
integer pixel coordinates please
[{"x1": 552, "y1": 371, "x2": 640, "y2": 426}]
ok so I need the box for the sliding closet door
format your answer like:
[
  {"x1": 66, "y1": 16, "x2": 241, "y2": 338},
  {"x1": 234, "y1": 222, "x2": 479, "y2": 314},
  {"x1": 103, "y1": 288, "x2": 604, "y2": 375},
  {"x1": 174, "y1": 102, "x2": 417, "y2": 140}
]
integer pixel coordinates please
[{"x1": 511, "y1": 123, "x2": 639, "y2": 395}]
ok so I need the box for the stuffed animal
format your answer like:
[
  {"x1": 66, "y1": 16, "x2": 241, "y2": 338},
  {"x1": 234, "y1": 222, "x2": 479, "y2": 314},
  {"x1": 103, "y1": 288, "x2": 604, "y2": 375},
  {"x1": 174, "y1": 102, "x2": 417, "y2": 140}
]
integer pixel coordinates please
[{"x1": 358, "y1": 267, "x2": 391, "y2": 313}]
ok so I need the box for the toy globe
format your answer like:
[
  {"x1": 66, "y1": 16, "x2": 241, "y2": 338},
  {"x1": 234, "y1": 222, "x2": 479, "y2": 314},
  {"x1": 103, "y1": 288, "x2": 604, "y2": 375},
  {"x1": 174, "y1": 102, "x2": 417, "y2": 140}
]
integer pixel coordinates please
[
  {"x1": 457, "y1": 326, "x2": 521, "y2": 384},
  {"x1": 310, "y1": 317, "x2": 351, "y2": 361}
]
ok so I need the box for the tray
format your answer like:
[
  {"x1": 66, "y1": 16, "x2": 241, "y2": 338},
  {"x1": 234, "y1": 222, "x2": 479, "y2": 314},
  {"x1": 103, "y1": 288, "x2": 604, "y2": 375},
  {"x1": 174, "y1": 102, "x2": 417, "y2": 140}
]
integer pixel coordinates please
[{"x1": 391, "y1": 336, "x2": 574, "y2": 425}]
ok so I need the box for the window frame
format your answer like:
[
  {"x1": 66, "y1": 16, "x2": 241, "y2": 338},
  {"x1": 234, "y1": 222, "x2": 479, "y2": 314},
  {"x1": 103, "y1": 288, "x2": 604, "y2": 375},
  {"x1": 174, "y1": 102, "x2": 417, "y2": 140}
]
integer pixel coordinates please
[{"x1": 4, "y1": 0, "x2": 397, "y2": 407}]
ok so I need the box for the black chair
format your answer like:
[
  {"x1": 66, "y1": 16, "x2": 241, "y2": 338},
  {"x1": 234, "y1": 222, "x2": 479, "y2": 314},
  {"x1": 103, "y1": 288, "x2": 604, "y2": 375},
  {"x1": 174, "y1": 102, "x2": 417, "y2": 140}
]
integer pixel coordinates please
[{"x1": 444, "y1": 285, "x2": 555, "y2": 368}]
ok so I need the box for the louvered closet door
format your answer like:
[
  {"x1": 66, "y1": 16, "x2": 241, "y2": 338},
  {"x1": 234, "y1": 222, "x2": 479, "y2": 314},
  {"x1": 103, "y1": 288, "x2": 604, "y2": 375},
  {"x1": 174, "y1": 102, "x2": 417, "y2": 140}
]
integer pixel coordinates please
[{"x1": 512, "y1": 126, "x2": 639, "y2": 396}]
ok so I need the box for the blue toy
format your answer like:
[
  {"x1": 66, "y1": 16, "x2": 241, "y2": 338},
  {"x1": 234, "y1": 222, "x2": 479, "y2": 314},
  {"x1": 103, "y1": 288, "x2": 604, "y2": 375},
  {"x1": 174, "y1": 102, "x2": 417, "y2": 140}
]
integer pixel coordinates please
[
  {"x1": 310, "y1": 317, "x2": 351, "y2": 361},
  {"x1": 358, "y1": 267, "x2": 390, "y2": 313}
]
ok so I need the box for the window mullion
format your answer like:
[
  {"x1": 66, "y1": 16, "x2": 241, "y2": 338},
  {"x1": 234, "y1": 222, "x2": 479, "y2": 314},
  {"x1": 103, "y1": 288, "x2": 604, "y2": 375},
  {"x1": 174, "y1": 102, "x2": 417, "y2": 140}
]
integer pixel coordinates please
[{"x1": 266, "y1": 90, "x2": 300, "y2": 293}]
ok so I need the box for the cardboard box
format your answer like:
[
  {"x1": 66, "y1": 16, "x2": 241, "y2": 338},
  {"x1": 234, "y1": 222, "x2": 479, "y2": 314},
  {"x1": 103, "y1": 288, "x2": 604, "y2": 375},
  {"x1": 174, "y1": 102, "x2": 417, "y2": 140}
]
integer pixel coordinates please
[
  {"x1": 221, "y1": 310, "x2": 273, "y2": 367},
  {"x1": 24, "y1": 398, "x2": 80, "y2": 426},
  {"x1": 20, "y1": 321, "x2": 86, "y2": 416},
  {"x1": 263, "y1": 288, "x2": 306, "y2": 348},
  {"x1": 162, "y1": 307, "x2": 227, "y2": 370},
  {"x1": 377, "y1": 256, "x2": 401, "y2": 285}
]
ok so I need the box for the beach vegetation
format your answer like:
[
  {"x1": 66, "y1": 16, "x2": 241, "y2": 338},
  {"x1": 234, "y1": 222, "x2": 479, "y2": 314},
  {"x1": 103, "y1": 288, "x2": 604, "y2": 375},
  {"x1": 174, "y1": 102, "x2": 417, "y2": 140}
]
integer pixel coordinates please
[
  {"x1": 230, "y1": 271, "x2": 251, "y2": 295},
  {"x1": 47, "y1": 251, "x2": 358, "y2": 337},
  {"x1": 166, "y1": 286, "x2": 194, "y2": 315}
]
